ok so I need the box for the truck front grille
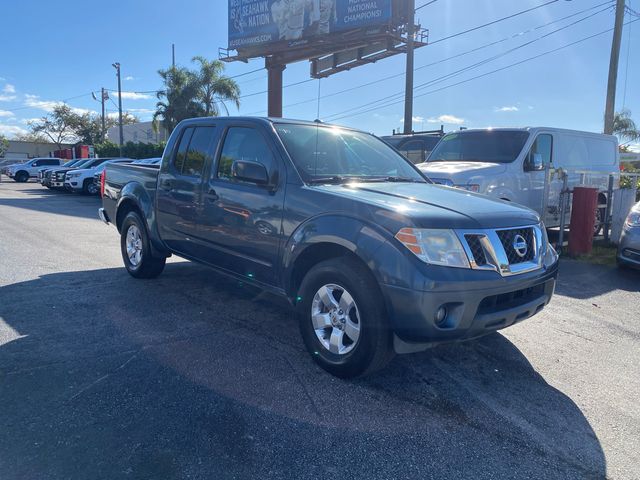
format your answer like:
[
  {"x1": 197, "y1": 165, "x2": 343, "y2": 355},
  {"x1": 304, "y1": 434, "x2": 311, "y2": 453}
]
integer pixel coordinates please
[{"x1": 457, "y1": 225, "x2": 543, "y2": 277}]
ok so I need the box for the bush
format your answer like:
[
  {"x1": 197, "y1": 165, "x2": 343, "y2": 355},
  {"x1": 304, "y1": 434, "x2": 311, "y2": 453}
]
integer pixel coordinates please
[{"x1": 95, "y1": 141, "x2": 166, "y2": 159}]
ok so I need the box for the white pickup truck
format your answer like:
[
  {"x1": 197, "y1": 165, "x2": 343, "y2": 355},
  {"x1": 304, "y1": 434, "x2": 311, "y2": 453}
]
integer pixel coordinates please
[
  {"x1": 418, "y1": 127, "x2": 619, "y2": 233},
  {"x1": 6, "y1": 158, "x2": 63, "y2": 182}
]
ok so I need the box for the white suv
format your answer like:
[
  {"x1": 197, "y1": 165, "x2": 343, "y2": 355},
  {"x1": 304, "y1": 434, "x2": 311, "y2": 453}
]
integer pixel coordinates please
[
  {"x1": 7, "y1": 158, "x2": 63, "y2": 182},
  {"x1": 65, "y1": 158, "x2": 133, "y2": 194}
]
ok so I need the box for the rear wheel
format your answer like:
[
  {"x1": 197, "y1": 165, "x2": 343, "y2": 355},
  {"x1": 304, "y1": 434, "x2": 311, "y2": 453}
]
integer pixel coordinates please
[
  {"x1": 296, "y1": 257, "x2": 394, "y2": 378},
  {"x1": 120, "y1": 211, "x2": 166, "y2": 279}
]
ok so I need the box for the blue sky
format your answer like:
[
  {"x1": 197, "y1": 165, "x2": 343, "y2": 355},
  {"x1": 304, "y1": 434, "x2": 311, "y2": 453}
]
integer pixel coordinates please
[{"x1": 0, "y1": 0, "x2": 637, "y2": 148}]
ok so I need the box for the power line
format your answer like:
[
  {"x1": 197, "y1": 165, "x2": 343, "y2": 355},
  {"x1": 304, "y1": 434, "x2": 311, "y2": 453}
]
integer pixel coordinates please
[
  {"x1": 428, "y1": 0, "x2": 564, "y2": 45},
  {"x1": 415, "y1": 0, "x2": 439, "y2": 11},
  {"x1": 324, "y1": 5, "x2": 610, "y2": 121},
  {"x1": 327, "y1": 18, "x2": 640, "y2": 123}
]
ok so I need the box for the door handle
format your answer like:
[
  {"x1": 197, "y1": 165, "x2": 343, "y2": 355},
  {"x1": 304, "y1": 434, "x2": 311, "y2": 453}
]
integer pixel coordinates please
[
  {"x1": 206, "y1": 189, "x2": 219, "y2": 203},
  {"x1": 160, "y1": 179, "x2": 173, "y2": 190}
]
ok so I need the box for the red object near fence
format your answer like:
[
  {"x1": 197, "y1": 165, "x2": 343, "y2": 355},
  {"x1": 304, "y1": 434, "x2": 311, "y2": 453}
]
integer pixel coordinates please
[
  {"x1": 568, "y1": 186, "x2": 598, "y2": 256},
  {"x1": 75, "y1": 145, "x2": 90, "y2": 159}
]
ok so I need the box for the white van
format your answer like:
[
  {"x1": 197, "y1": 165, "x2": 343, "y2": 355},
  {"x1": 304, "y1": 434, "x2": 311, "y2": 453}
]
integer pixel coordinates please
[{"x1": 418, "y1": 127, "x2": 619, "y2": 232}]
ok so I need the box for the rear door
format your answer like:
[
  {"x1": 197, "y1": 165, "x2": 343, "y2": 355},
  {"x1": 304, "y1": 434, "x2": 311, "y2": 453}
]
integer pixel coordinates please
[{"x1": 156, "y1": 125, "x2": 218, "y2": 255}]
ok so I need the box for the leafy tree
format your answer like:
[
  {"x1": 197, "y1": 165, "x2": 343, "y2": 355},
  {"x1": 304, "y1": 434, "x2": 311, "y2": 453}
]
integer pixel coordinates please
[
  {"x1": 0, "y1": 134, "x2": 9, "y2": 157},
  {"x1": 153, "y1": 58, "x2": 240, "y2": 134},
  {"x1": 154, "y1": 67, "x2": 204, "y2": 134},
  {"x1": 192, "y1": 56, "x2": 240, "y2": 116},
  {"x1": 74, "y1": 112, "x2": 137, "y2": 145},
  {"x1": 612, "y1": 109, "x2": 640, "y2": 143},
  {"x1": 95, "y1": 140, "x2": 165, "y2": 159},
  {"x1": 29, "y1": 104, "x2": 80, "y2": 149}
]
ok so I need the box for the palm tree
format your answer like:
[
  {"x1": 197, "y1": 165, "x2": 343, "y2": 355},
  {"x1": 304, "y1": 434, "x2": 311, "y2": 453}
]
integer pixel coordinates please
[
  {"x1": 612, "y1": 109, "x2": 640, "y2": 143},
  {"x1": 192, "y1": 56, "x2": 240, "y2": 116},
  {"x1": 153, "y1": 66, "x2": 205, "y2": 133}
]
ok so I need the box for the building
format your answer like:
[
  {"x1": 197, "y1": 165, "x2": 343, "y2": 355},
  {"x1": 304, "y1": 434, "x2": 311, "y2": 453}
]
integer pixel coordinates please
[
  {"x1": 1, "y1": 140, "x2": 74, "y2": 161},
  {"x1": 107, "y1": 121, "x2": 169, "y2": 145}
]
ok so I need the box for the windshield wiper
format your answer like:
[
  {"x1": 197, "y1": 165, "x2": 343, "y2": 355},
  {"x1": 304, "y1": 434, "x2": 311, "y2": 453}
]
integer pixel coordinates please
[
  {"x1": 359, "y1": 176, "x2": 425, "y2": 183},
  {"x1": 307, "y1": 176, "x2": 352, "y2": 184}
]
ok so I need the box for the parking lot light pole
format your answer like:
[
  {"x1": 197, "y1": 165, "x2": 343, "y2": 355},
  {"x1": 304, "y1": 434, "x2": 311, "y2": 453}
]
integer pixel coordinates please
[{"x1": 112, "y1": 62, "x2": 124, "y2": 156}]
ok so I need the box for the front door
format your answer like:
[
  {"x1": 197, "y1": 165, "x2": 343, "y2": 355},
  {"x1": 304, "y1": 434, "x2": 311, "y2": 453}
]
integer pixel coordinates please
[
  {"x1": 197, "y1": 125, "x2": 285, "y2": 285},
  {"x1": 156, "y1": 125, "x2": 217, "y2": 255},
  {"x1": 524, "y1": 133, "x2": 555, "y2": 222}
]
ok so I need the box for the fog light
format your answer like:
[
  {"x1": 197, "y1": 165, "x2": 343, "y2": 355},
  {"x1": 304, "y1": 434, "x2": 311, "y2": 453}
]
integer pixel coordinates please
[{"x1": 435, "y1": 306, "x2": 447, "y2": 325}]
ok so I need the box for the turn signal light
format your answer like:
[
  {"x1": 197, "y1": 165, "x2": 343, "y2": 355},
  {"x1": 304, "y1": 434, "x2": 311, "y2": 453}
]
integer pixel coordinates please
[{"x1": 100, "y1": 170, "x2": 106, "y2": 198}]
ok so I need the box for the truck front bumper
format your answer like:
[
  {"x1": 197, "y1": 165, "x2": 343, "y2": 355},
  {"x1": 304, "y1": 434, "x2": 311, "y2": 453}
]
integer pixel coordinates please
[
  {"x1": 383, "y1": 262, "x2": 558, "y2": 352},
  {"x1": 617, "y1": 225, "x2": 640, "y2": 268}
]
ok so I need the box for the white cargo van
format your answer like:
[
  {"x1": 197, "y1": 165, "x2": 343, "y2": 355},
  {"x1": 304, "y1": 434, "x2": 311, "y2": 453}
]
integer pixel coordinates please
[{"x1": 418, "y1": 127, "x2": 619, "y2": 232}]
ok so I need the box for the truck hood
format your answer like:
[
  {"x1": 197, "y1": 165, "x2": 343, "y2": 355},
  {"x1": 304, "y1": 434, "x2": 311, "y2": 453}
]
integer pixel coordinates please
[
  {"x1": 313, "y1": 182, "x2": 538, "y2": 229},
  {"x1": 417, "y1": 161, "x2": 507, "y2": 181}
]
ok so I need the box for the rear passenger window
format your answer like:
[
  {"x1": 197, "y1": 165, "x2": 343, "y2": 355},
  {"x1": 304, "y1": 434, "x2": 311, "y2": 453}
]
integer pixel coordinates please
[
  {"x1": 183, "y1": 127, "x2": 216, "y2": 177},
  {"x1": 174, "y1": 128, "x2": 194, "y2": 173},
  {"x1": 217, "y1": 127, "x2": 274, "y2": 182}
]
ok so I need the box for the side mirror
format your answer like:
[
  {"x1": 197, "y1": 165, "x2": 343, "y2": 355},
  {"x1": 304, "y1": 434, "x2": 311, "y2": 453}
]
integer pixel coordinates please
[
  {"x1": 232, "y1": 160, "x2": 269, "y2": 186},
  {"x1": 526, "y1": 153, "x2": 545, "y2": 171}
]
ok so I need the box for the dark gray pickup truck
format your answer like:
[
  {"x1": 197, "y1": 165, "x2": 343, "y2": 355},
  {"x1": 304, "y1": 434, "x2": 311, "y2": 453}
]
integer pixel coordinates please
[{"x1": 100, "y1": 117, "x2": 559, "y2": 378}]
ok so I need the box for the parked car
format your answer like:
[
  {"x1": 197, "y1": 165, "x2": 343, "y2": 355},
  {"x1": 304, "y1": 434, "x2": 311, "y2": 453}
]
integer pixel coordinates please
[
  {"x1": 417, "y1": 128, "x2": 620, "y2": 234},
  {"x1": 381, "y1": 130, "x2": 444, "y2": 164},
  {"x1": 39, "y1": 159, "x2": 84, "y2": 185},
  {"x1": 6, "y1": 158, "x2": 63, "y2": 182},
  {"x1": 87, "y1": 159, "x2": 136, "y2": 195},
  {"x1": 100, "y1": 117, "x2": 559, "y2": 378},
  {"x1": 65, "y1": 158, "x2": 133, "y2": 194},
  {"x1": 617, "y1": 200, "x2": 640, "y2": 269},
  {"x1": 44, "y1": 158, "x2": 106, "y2": 189}
]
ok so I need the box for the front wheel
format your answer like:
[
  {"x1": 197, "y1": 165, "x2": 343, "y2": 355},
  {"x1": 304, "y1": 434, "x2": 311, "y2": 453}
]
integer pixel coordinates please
[
  {"x1": 83, "y1": 178, "x2": 98, "y2": 195},
  {"x1": 296, "y1": 257, "x2": 394, "y2": 378},
  {"x1": 14, "y1": 171, "x2": 29, "y2": 183},
  {"x1": 120, "y1": 211, "x2": 166, "y2": 279}
]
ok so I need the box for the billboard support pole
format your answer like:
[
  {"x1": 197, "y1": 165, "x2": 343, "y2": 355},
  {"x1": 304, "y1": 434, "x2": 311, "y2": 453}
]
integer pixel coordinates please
[
  {"x1": 403, "y1": 0, "x2": 415, "y2": 135},
  {"x1": 266, "y1": 57, "x2": 285, "y2": 118}
]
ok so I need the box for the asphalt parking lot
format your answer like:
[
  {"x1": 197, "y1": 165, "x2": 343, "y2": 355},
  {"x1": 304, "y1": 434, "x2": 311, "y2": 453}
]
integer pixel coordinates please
[{"x1": 0, "y1": 181, "x2": 639, "y2": 480}]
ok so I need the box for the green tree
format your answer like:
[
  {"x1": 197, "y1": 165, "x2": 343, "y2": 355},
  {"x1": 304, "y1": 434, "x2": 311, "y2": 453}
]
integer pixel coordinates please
[
  {"x1": 74, "y1": 112, "x2": 137, "y2": 145},
  {"x1": 154, "y1": 67, "x2": 204, "y2": 134},
  {"x1": 191, "y1": 56, "x2": 240, "y2": 116},
  {"x1": 29, "y1": 104, "x2": 79, "y2": 149},
  {"x1": 0, "y1": 134, "x2": 9, "y2": 157},
  {"x1": 612, "y1": 109, "x2": 640, "y2": 143}
]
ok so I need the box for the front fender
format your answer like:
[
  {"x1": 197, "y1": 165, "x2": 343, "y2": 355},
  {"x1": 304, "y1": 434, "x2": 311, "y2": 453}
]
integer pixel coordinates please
[{"x1": 281, "y1": 214, "x2": 423, "y2": 294}]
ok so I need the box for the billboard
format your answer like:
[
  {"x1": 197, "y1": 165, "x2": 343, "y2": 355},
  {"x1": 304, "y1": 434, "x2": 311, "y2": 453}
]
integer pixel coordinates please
[{"x1": 228, "y1": 0, "x2": 393, "y2": 50}]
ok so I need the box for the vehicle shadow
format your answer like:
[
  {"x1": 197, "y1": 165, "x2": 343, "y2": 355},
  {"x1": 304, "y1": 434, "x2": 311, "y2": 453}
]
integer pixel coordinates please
[
  {"x1": 0, "y1": 184, "x2": 100, "y2": 220},
  {"x1": 555, "y1": 258, "x2": 639, "y2": 299},
  {"x1": 0, "y1": 263, "x2": 606, "y2": 479}
]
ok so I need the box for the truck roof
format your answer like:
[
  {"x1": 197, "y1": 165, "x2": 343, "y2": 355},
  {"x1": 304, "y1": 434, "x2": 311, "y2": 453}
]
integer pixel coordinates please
[
  {"x1": 445, "y1": 127, "x2": 617, "y2": 141},
  {"x1": 178, "y1": 116, "x2": 362, "y2": 132}
]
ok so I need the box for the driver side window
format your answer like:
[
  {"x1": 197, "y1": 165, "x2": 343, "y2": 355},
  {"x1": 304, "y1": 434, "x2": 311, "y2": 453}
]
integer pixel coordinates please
[
  {"x1": 217, "y1": 127, "x2": 274, "y2": 183},
  {"x1": 525, "y1": 134, "x2": 552, "y2": 170}
]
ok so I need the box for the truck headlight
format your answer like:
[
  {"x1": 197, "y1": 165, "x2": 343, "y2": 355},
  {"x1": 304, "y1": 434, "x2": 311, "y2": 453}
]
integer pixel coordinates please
[
  {"x1": 626, "y1": 210, "x2": 640, "y2": 228},
  {"x1": 396, "y1": 228, "x2": 470, "y2": 268}
]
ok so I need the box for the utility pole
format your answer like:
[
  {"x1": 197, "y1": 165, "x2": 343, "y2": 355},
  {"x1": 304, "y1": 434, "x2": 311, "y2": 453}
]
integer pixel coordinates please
[
  {"x1": 403, "y1": 0, "x2": 416, "y2": 135},
  {"x1": 112, "y1": 62, "x2": 124, "y2": 156},
  {"x1": 100, "y1": 88, "x2": 107, "y2": 142},
  {"x1": 266, "y1": 57, "x2": 285, "y2": 118},
  {"x1": 172, "y1": 44, "x2": 176, "y2": 69},
  {"x1": 604, "y1": 0, "x2": 625, "y2": 135}
]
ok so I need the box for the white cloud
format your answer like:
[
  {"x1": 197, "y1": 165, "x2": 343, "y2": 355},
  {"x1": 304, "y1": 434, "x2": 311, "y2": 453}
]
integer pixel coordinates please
[
  {"x1": 126, "y1": 108, "x2": 154, "y2": 114},
  {"x1": 0, "y1": 94, "x2": 16, "y2": 102},
  {"x1": 24, "y1": 94, "x2": 61, "y2": 112},
  {"x1": 111, "y1": 91, "x2": 152, "y2": 100},
  {"x1": 412, "y1": 115, "x2": 424, "y2": 123},
  {"x1": 124, "y1": 76, "x2": 135, "y2": 81},
  {"x1": 0, "y1": 124, "x2": 28, "y2": 137},
  {"x1": 3, "y1": 84, "x2": 16, "y2": 94},
  {"x1": 427, "y1": 114, "x2": 465, "y2": 125},
  {"x1": 495, "y1": 106, "x2": 519, "y2": 112},
  {"x1": 20, "y1": 117, "x2": 41, "y2": 124},
  {"x1": 0, "y1": 109, "x2": 14, "y2": 118}
]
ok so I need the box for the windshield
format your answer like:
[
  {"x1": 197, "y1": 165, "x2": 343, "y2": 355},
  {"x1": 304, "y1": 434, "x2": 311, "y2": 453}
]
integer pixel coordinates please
[
  {"x1": 72, "y1": 160, "x2": 93, "y2": 169},
  {"x1": 428, "y1": 131, "x2": 529, "y2": 163},
  {"x1": 275, "y1": 124, "x2": 426, "y2": 183}
]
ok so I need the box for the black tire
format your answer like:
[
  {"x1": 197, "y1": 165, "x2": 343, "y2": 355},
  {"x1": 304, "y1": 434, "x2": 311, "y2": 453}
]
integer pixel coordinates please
[
  {"x1": 15, "y1": 171, "x2": 29, "y2": 183},
  {"x1": 83, "y1": 178, "x2": 98, "y2": 195},
  {"x1": 296, "y1": 257, "x2": 394, "y2": 378},
  {"x1": 120, "y1": 211, "x2": 166, "y2": 279}
]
